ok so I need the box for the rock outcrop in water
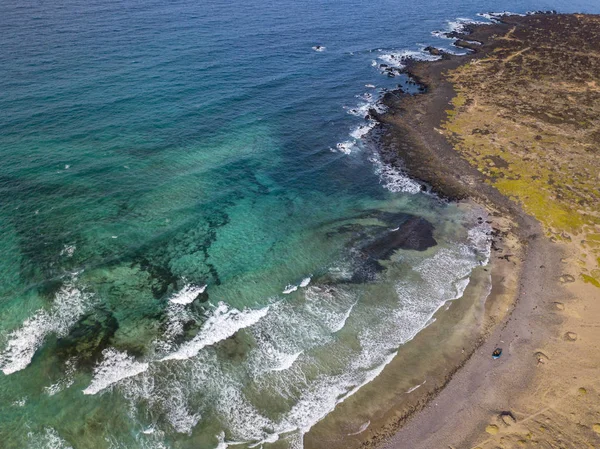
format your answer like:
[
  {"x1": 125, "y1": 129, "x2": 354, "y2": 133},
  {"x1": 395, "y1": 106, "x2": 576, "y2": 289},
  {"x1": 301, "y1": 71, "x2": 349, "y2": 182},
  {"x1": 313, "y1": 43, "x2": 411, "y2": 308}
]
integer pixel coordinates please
[{"x1": 362, "y1": 216, "x2": 436, "y2": 259}]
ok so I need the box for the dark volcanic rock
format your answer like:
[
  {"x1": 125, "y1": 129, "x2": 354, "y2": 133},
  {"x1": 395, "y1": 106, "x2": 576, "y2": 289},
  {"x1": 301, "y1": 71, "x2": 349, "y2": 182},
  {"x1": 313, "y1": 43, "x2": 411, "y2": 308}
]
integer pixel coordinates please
[
  {"x1": 195, "y1": 289, "x2": 209, "y2": 303},
  {"x1": 424, "y1": 46, "x2": 443, "y2": 56},
  {"x1": 362, "y1": 216, "x2": 436, "y2": 260}
]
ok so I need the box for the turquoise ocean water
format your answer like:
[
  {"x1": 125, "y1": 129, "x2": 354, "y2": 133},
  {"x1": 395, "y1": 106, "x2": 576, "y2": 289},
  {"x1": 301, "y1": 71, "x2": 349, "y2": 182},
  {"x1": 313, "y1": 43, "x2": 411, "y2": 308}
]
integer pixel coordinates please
[{"x1": 1, "y1": 1, "x2": 599, "y2": 448}]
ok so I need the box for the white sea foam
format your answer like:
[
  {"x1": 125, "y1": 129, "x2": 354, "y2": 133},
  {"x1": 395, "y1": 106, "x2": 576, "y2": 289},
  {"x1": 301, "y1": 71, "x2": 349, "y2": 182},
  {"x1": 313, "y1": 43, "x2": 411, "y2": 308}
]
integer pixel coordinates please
[
  {"x1": 447, "y1": 17, "x2": 488, "y2": 33},
  {"x1": 328, "y1": 264, "x2": 353, "y2": 281},
  {"x1": 432, "y1": 16, "x2": 489, "y2": 40},
  {"x1": 162, "y1": 302, "x2": 269, "y2": 361},
  {"x1": 247, "y1": 301, "x2": 328, "y2": 379},
  {"x1": 345, "y1": 92, "x2": 386, "y2": 118},
  {"x1": 299, "y1": 277, "x2": 311, "y2": 288},
  {"x1": 215, "y1": 383, "x2": 276, "y2": 442},
  {"x1": 0, "y1": 281, "x2": 92, "y2": 375},
  {"x1": 283, "y1": 284, "x2": 298, "y2": 294},
  {"x1": 332, "y1": 121, "x2": 377, "y2": 154},
  {"x1": 333, "y1": 141, "x2": 356, "y2": 154},
  {"x1": 377, "y1": 49, "x2": 441, "y2": 75},
  {"x1": 468, "y1": 220, "x2": 492, "y2": 265},
  {"x1": 45, "y1": 358, "x2": 76, "y2": 396},
  {"x1": 332, "y1": 88, "x2": 387, "y2": 155},
  {"x1": 27, "y1": 427, "x2": 73, "y2": 449},
  {"x1": 478, "y1": 11, "x2": 524, "y2": 21},
  {"x1": 331, "y1": 301, "x2": 357, "y2": 333},
  {"x1": 60, "y1": 244, "x2": 75, "y2": 257},
  {"x1": 271, "y1": 350, "x2": 303, "y2": 372},
  {"x1": 154, "y1": 283, "x2": 206, "y2": 353},
  {"x1": 116, "y1": 352, "x2": 213, "y2": 435},
  {"x1": 280, "y1": 351, "x2": 397, "y2": 437},
  {"x1": 164, "y1": 387, "x2": 201, "y2": 434},
  {"x1": 215, "y1": 432, "x2": 228, "y2": 449},
  {"x1": 304, "y1": 286, "x2": 357, "y2": 334},
  {"x1": 169, "y1": 284, "x2": 206, "y2": 305},
  {"x1": 83, "y1": 348, "x2": 149, "y2": 395},
  {"x1": 350, "y1": 122, "x2": 376, "y2": 140},
  {"x1": 351, "y1": 234, "x2": 489, "y2": 378},
  {"x1": 365, "y1": 84, "x2": 376, "y2": 88},
  {"x1": 157, "y1": 303, "x2": 195, "y2": 353},
  {"x1": 369, "y1": 152, "x2": 422, "y2": 194}
]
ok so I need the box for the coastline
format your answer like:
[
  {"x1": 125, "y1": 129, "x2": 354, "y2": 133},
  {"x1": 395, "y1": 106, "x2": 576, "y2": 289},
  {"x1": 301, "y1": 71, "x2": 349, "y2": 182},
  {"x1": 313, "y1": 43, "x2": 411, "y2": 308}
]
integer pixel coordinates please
[
  {"x1": 376, "y1": 13, "x2": 600, "y2": 448},
  {"x1": 309, "y1": 12, "x2": 600, "y2": 449}
]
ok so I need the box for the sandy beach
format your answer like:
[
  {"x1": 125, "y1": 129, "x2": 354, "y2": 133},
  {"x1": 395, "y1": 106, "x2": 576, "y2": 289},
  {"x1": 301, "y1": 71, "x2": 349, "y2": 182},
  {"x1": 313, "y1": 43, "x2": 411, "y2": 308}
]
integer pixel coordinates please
[{"x1": 376, "y1": 13, "x2": 600, "y2": 448}]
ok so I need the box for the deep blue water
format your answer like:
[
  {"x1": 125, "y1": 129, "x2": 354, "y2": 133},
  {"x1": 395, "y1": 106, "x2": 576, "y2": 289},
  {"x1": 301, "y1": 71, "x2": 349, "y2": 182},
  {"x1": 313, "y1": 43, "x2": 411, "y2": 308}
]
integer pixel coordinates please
[{"x1": 1, "y1": 1, "x2": 599, "y2": 448}]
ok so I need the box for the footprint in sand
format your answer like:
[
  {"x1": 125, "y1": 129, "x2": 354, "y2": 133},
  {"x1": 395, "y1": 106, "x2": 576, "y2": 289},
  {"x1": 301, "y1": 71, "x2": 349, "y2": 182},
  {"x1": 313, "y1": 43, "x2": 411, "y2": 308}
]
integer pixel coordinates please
[
  {"x1": 564, "y1": 331, "x2": 578, "y2": 341},
  {"x1": 485, "y1": 424, "x2": 499, "y2": 435},
  {"x1": 554, "y1": 302, "x2": 565, "y2": 310},
  {"x1": 535, "y1": 351, "x2": 550, "y2": 365},
  {"x1": 560, "y1": 274, "x2": 575, "y2": 283}
]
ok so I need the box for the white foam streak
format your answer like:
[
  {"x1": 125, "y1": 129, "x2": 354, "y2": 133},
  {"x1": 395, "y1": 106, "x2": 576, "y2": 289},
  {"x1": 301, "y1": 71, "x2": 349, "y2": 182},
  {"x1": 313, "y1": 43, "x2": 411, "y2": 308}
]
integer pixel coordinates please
[
  {"x1": 331, "y1": 301, "x2": 357, "y2": 333},
  {"x1": 45, "y1": 358, "x2": 76, "y2": 396},
  {"x1": 162, "y1": 302, "x2": 269, "y2": 361},
  {"x1": 350, "y1": 122, "x2": 376, "y2": 140},
  {"x1": 377, "y1": 49, "x2": 441, "y2": 75},
  {"x1": 83, "y1": 349, "x2": 149, "y2": 395},
  {"x1": 299, "y1": 277, "x2": 311, "y2": 288},
  {"x1": 215, "y1": 432, "x2": 229, "y2": 449},
  {"x1": 271, "y1": 351, "x2": 303, "y2": 372},
  {"x1": 283, "y1": 352, "x2": 397, "y2": 436},
  {"x1": 283, "y1": 284, "x2": 298, "y2": 294},
  {"x1": 333, "y1": 91, "x2": 386, "y2": 155},
  {"x1": 169, "y1": 284, "x2": 206, "y2": 305},
  {"x1": 0, "y1": 282, "x2": 92, "y2": 375},
  {"x1": 369, "y1": 153, "x2": 422, "y2": 194},
  {"x1": 478, "y1": 11, "x2": 525, "y2": 21},
  {"x1": 432, "y1": 16, "x2": 490, "y2": 40}
]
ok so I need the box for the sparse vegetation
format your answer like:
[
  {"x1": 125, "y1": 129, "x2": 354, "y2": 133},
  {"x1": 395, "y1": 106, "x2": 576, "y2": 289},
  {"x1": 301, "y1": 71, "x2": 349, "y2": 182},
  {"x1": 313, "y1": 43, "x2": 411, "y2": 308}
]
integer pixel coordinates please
[{"x1": 442, "y1": 14, "x2": 600, "y2": 286}]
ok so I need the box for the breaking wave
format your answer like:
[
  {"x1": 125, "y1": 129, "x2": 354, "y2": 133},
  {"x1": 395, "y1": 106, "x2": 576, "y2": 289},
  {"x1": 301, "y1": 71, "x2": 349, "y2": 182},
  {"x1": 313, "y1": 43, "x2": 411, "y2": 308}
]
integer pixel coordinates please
[
  {"x1": 83, "y1": 348, "x2": 150, "y2": 395},
  {"x1": 0, "y1": 279, "x2": 93, "y2": 375},
  {"x1": 369, "y1": 152, "x2": 422, "y2": 194},
  {"x1": 161, "y1": 302, "x2": 270, "y2": 361}
]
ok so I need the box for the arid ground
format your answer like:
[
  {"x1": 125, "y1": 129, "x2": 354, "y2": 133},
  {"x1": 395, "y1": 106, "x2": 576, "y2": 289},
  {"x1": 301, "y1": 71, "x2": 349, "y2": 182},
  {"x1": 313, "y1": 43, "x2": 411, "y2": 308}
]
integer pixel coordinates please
[{"x1": 371, "y1": 13, "x2": 600, "y2": 449}]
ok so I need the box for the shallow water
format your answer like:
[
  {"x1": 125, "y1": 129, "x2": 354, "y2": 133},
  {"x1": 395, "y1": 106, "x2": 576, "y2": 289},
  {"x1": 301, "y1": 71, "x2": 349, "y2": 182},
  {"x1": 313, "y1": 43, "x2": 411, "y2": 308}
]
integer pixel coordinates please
[{"x1": 1, "y1": 1, "x2": 599, "y2": 448}]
